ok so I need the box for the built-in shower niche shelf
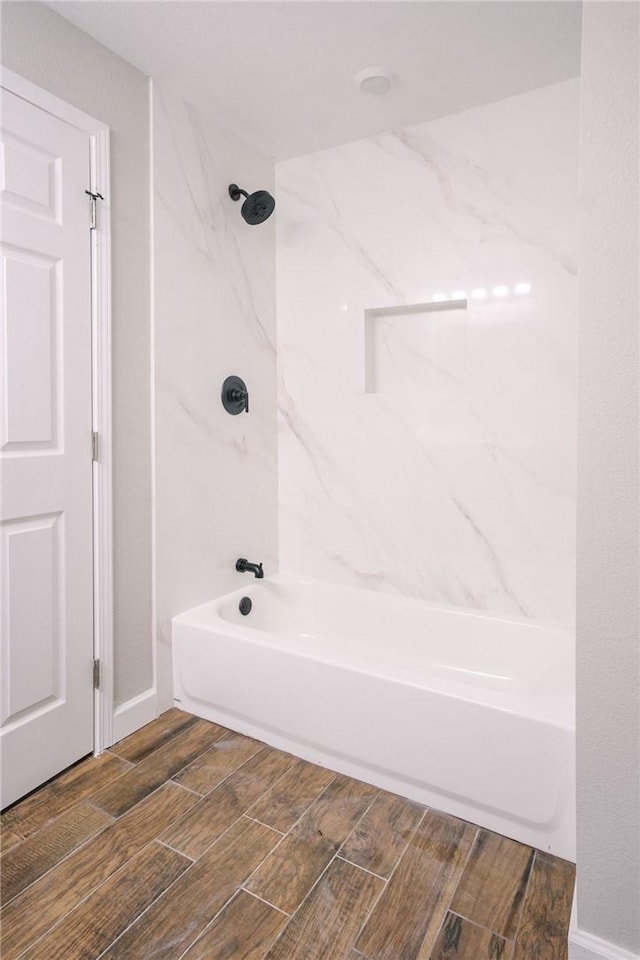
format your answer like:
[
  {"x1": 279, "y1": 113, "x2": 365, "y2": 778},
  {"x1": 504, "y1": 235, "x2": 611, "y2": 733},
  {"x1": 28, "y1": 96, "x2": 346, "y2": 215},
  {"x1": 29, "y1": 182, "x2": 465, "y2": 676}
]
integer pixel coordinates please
[{"x1": 364, "y1": 298, "x2": 468, "y2": 394}]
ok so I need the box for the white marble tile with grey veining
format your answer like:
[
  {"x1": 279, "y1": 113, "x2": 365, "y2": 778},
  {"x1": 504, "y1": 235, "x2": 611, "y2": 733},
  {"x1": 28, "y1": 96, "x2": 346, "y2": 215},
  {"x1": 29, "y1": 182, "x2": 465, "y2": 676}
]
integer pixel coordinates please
[{"x1": 276, "y1": 78, "x2": 579, "y2": 625}]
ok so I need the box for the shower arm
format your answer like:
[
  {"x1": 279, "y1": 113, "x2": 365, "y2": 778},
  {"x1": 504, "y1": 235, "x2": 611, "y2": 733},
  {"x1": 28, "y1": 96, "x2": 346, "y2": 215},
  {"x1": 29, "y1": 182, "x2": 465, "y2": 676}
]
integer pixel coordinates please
[{"x1": 228, "y1": 184, "x2": 249, "y2": 202}]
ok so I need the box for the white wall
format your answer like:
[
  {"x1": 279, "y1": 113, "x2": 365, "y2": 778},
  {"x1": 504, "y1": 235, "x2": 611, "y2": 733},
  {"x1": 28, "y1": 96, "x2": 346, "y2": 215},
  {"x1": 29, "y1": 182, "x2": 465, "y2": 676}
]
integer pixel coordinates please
[
  {"x1": 575, "y1": 2, "x2": 640, "y2": 955},
  {"x1": 277, "y1": 79, "x2": 579, "y2": 625},
  {"x1": 152, "y1": 85, "x2": 278, "y2": 710},
  {"x1": 0, "y1": 2, "x2": 153, "y2": 708}
]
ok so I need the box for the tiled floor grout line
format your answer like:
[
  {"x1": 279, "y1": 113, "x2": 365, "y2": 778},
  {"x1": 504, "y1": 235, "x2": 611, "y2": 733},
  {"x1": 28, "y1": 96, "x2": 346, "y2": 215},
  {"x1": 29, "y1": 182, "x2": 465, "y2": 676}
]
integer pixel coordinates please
[
  {"x1": 446, "y1": 909, "x2": 516, "y2": 946},
  {"x1": 13, "y1": 835, "x2": 167, "y2": 960},
  {"x1": 157, "y1": 837, "x2": 195, "y2": 861},
  {"x1": 335, "y1": 855, "x2": 387, "y2": 882},
  {"x1": 241, "y1": 886, "x2": 291, "y2": 916},
  {"x1": 243, "y1": 815, "x2": 286, "y2": 835},
  {"x1": 512, "y1": 848, "x2": 538, "y2": 945},
  {"x1": 347, "y1": 806, "x2": 429, "y2": 960},
  {"x1": 239, "y1": 771, "x2": 340, "y2": 893},
  {"x1": 250, "y1": 787, "x2": 387, "y2": 959},
  {"x1": 1, "y1": 806, "x2": 117, "y2": 909},
  {"x1": 166, "y1": 780, "x2": 207, "y2": 798},
  {"x1": 424, "y1": 825, "x2": 481, "y2": 960}
]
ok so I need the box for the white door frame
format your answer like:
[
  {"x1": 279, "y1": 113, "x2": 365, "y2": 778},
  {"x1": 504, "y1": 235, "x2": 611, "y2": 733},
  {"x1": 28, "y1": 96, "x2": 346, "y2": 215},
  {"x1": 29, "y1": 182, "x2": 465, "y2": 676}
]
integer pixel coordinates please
[{"x1": 1, "y1": 66, "x2": 114, "y2": 753}]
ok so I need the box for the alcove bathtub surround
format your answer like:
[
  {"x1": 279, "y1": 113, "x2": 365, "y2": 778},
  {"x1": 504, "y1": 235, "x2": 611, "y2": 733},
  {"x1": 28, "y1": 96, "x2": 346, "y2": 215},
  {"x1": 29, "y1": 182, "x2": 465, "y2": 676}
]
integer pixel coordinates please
[
  {"x1": 153, "y1": 83, "x2": 278, "y2": 710},
  {"x1": 276, "y1": 78, "x2": 578, "y2": 627}
]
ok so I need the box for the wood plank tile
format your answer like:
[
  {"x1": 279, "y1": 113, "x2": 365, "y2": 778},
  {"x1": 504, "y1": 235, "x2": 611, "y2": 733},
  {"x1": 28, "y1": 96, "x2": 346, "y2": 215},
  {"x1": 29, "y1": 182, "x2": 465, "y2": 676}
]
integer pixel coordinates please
[
  {"x1": 512, "y1": 852, "x2": 575, "y2": 960},
  {"x1": 246, "y1": 774, "x2": 378, "y2": 915},
  {"x1": 265, "y1": 856, "x2": 384, "y2": 960},
  {"x1": 109, "y1": 708, "x2": 201, "y2": 763},
  {"x1": 1, "y1": 801, "x2": 113, "y2": 904},
  {"x1": 19, "y1": 841, "x2": 190, "y2": 960},
  {"x1": 339, "y1": 791, "x2": 424, "y2": 878},
  {"x1": 450, "y1": 830, "x2": 534, "y2": 940},
  {"x1": 101, "y1": 816, "x2": 282, "y2": 960},
  {"x1": 91, "y1": 718, "x2": 225, "y2": 816},
  {"x1": 430, "y1": 912, "x2": 514, "y2": 959},
  {"x1": 247, "y1": 758, "x2": 336, "y2": 832},
  {"x1": 0, "y1": 827, "x2": 24, "y2": 854},
  {"x1": 355, "y1": 809, "x2": 477, "y2": 960},
  {"x1": 173, "y1": 731, "x2": 263, "y2": 795},
  {"x1": 181, "y1": 890, "x2": 286, "y2": 960},
  {"x1": 0, "y1": 781, "x2": 198, "y2": 960},
  {"x1": 160, "y1": 747, "x2": 296, "y2": 859},
  {"x1": 0, "y1": 752, "x2": 131, "y2": 839}
]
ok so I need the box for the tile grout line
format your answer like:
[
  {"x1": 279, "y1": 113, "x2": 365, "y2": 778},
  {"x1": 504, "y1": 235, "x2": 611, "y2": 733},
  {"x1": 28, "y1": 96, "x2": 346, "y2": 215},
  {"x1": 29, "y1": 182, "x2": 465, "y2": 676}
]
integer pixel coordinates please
[
  {"x1": 1, "y1": 806, "x2": 117, "y2": 910},
  {"x1": 446, "y1": 909, "x2": 516, "y2": 948},
  {"x1": 156, "y1": 837, "x2": 195, "y2": 862},
  {"x1": 350, "y1": 806, "x2": 430, "y2": 960},
  {"x1": 249, "y1": 786, "x2": 386, "y2": 959},
  {"x1": 239, "y1": 771, "x2": 340, "y2": 893},
  {"x1": 512, "y1": 848, "x2": 538, "y2": 948},
  {"x1": 335, "y1": 855, "x2": 387, "y2": 882},
  {"x1": 241, "y1": 886, "x2": 291, "y2": 916},
  {"x1": 424, "y1": 824, "x2": 482, "y2": 960},
  {"x1": 243, "y1": 815, "x2": 286, "y2": 835},
  {"x1": 13, "y1": 834, "x2": 175, "y2": 960}
]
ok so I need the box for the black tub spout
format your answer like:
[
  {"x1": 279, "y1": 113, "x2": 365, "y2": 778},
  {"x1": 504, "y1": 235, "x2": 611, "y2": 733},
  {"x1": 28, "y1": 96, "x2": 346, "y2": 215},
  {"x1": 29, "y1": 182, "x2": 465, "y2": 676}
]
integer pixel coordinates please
[{"x1": 236, "y1": 558, "x2": 264, "y2": 579}]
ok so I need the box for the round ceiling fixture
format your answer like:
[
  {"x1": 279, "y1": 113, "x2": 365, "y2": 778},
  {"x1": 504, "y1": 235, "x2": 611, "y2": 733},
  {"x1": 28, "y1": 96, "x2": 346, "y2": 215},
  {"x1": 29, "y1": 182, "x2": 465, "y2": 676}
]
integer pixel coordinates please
[{"x1": 354, "y1": 66, "x2": 394, "y2": 96}]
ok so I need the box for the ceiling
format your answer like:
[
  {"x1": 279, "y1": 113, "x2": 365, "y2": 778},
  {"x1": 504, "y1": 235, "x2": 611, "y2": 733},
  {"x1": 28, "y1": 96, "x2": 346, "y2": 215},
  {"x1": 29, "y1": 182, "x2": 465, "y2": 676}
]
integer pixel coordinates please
[{"x1": 48, "y1": 1, "x2": 582, "y2": 160}]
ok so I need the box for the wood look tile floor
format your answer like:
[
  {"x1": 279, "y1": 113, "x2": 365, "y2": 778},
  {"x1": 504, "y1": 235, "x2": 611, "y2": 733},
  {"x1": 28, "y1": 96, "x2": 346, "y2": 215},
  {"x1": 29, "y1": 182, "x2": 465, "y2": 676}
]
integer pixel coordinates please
[{"x1": 0, "y1": 709, "x2": 575, "y2": 959}]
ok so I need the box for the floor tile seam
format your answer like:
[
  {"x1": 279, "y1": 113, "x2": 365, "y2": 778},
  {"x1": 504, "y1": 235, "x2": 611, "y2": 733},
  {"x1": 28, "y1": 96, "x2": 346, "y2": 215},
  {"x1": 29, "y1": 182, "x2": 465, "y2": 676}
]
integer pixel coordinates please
[
  {"x1": 108, "y1": 720, "x2": 229, "y2": 791},
  {"x1": 239, "y1": 813, "x2": 302, "y2": 895},
  {"x1": 157, "y1": 772, "x2": 291, "y2": 859},
  {"x1": 0, "y1": 804, "x2": 118, "y2": 910},
  {"x1": 243, "y1": 768, "x2": 339, "y2": 863},
  {"x1": 423, "y1": 824, "x2": 482, "y2": 960},
  {"x1": 241, "y1": 886, "x2": 291, "y2": 916},
  {"x1": 468, "y1": 843, "x2": 536, "y2": 944},
  {"x1": 342, "y1": 857, "x2": 390, "y2": 959},
  {"x1": 282, "y1": 818, "x2": 356, "y2": 915},
  {"x1": 0, "y1": 796, "x2": 111, "y2": 866},
  {"x1": 241, "y1": 771, "x2": 374, "y2": 909},
  {"x1": 334, "y1": 788, "x2": 380, "y2": 862},
  {"x1": 5, "y1": 756, "x2": 135, "y2": 837},
  {"x1": 10, "y1": 834, "x2": 176, "y2": 960},
  {"x1": 445, "y1": 909, "x2": 517, "y2": 946},
  {"x1": 176, "y1": 740, "x2": 268, "y2": 798},
  {"x1": 89, "y1": 765, "x2": 202, "y2": 818},
  {"x1": 349, "y1": 806, "x2": 428, "y2": 953},
  {"x1": 170, "y1": 887, "x2": 270, "y2": 960},
  {"x1": 166, "y1": 779, "x2": 205, "y2": 799},
  {"x1": 156, "y1": 838, "x2": 195, "y2": 862},
  {"x1": 366, "y1": 805, "x2": 428, "y2": 890},
  {"x1": 242, "y1": 763, "x2": 341, "y2": 831},
  {"x1": 127, "y1": 724, "x2": 231, "y2": 787},
  {"x1": 107, "y1": 716, "x2": 200, "y2": 764},
  {"x1": 335, "y1": 855, "x2": 387, "y2": 882},
  {"x1": 243, "y1": 815, "x2": 287, "y2": 836},
  {"x1": 510, "y1": 847, "x2": 540, "y2": 948},
  {"x1": 92, "y1": 838, "x2": 208, "y2": 960}
]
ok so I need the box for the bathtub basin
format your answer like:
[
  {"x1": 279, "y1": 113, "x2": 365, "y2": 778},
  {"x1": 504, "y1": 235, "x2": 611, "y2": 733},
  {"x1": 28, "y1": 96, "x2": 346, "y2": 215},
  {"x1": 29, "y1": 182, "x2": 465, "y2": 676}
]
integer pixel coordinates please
[{"x1": 172, "y1": 575, "x2": 575, "y2": 860}]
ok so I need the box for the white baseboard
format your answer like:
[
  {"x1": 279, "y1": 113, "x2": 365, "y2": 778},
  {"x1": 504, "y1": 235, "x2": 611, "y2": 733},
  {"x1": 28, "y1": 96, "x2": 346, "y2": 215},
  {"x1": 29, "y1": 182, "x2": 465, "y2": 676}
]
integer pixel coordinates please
[
  {"x1": 570, "y1": 928, "x2": 640, "y2": 959},
  {"x1": 112, "y1": 687, "x2": 158, "y2": 745}
]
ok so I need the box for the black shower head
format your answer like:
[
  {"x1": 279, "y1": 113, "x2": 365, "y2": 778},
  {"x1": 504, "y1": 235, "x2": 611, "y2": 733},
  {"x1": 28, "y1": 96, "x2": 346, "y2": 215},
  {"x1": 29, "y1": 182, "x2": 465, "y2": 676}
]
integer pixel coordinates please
[{"x1": 228, "y1": 184, "x2": 275, "y2": 225}]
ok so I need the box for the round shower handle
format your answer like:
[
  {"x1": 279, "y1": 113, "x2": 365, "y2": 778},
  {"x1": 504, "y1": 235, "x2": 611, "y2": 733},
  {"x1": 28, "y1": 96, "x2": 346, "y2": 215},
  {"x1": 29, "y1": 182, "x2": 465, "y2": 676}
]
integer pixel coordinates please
[{"x1": 221, "y1": 375, "x2": 249, "y2": 414}]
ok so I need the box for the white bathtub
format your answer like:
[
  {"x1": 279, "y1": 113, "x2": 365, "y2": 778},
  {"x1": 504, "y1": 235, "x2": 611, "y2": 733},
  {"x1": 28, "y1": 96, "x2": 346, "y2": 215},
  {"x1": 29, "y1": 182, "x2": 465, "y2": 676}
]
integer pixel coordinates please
[{"x1": 172, "y1": 575, "x2": 575, "y2": 860}]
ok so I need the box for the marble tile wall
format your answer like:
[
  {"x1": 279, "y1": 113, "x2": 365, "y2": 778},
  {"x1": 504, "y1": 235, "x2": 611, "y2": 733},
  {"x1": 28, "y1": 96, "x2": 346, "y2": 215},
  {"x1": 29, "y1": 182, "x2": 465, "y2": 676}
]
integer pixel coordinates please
[
  {"x1": 276, "y1": 79, "x2": 579, "y2": 624},
  {"x1": 153, "y1": 85, "x2": 277, "y2": 708}
]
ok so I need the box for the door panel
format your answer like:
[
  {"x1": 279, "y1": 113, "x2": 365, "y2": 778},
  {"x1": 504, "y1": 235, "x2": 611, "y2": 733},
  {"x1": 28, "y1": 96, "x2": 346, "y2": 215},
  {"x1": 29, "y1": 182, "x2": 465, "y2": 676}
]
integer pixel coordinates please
[{"x1": 1, "y1": 89, "x2": 94, "y2": 808}]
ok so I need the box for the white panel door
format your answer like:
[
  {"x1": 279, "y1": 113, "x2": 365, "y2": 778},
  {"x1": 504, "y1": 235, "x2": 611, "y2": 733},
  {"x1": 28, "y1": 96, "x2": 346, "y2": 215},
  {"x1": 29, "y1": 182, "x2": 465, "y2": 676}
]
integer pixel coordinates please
[{"x1": 0, "y1": 89, "x2": 94, "y2": 808}]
